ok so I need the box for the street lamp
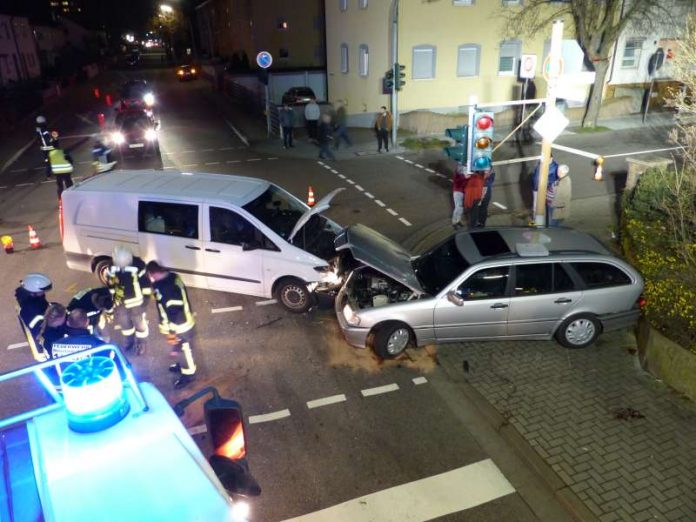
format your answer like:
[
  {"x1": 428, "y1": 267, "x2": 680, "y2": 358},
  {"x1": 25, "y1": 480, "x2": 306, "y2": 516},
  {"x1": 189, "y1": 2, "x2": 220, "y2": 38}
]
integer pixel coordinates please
[{"x1": 160, "y1": 4, "x2": 173, "y2": 13}]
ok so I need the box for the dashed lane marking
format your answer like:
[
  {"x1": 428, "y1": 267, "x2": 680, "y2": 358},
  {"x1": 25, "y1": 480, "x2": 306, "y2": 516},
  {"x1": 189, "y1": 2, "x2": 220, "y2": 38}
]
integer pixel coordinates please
[
  {"x1": 346, "y1": 179, "x2": 355, "y2": 185},
  {"x1": 10, "y1": 168, "x2": 27, "y2": 173},
  {"x1": 268, "y1": 157, "x2": 279, "y2": 160},
  {"x1": 307, "y1": 394, "x2": 347, "y2": 410},
  {"x1": 404, "y1": 159, "x2": 414, "y2": 165},
  {"x1": 16, "y1": 183, "x2": 33, "y2": 187},
  {"x1": 395, "y1": 155, "x2": 404, "y2": 160},
  {"x1": 386, "y1": 208, "x2": 398, "y2": 216},
  {"x1": 338, "y1": 174, "x2": 346, "y2": 179},
  {"x1": 317, "y1": 161, "x2": 325, "y2": 166},
  {"x1": 218, "y1": 147, "x2": 235, "y2": 151},
  {"x1": 41, "y1": 180, "x2": 53, "y2": 183},
  {"x1": 426, "y1": 168, "x2": 435, "y2": 173},
  {"x1": 249, "y1": 409, "x2": 291, "y2": 424},
  {"x1": 0, "y1": 186, "x2": 7, "y2": 189},
  {"x1": 247, "y1": 158, "x2": 262, "y2": 162},
  {"x1": 255, "y1": 299, "x2": 277, "y2": 307},
  {"x1": 211, "y1": 306, "x2": 243, "y2": 314},
  {"x1": 492, "y1": 202, "x2": 508, "y2": 210},
  {"x1": 354, "y1": 185, "x2": 364, "y2": 191},
  {"x1": 204, "y1": 161, "x2": 220, "y2": 165},
  {"x1": 364, "y1": 192, "x2": 375, "y2": 199},
  {"x1": 414, "y1": 163, "x2": 424, "y2": 169},
  {"x1": 227, "y1": 160, "x2": 241, "y2": 163},
  {"x1": 163, "y1": 166, "x2": 176, "y2": 169},
  {"x1": 201, "y1": 148, "x2": 215, "y2": 152},
  {"x1": 413, "y1": 377, "x2": 428, "y2": 385},
  {"x1": 323, "y1": 164, "x2": 332, "y2": 170},
  {"x1": 361, "y1": 383, "x2": 400, "y2": 397},
  {"x1": 330, "y1": 169, "x2": 338, "y2": 174},
  {"x1": 399, "y1": 217, "x2": 412, "y2": 227},
  {"x1": 375, "y1": 200, "x2": 386, "y2": 207},
  {"x1": 7, "y1": 342, "x2": 29, "y2": 350},
  {"x1": 183, "y1": 163, "x2": 198, "y2": 167}
]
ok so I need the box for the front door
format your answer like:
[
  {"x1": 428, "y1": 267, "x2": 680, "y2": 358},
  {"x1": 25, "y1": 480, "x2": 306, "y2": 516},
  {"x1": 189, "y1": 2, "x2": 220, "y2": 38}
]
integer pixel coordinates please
[
  {"x1": 434, "y1": 265, "x2": 511, "y2": 341},
  {"x1": 203, "y1": 206, "x2": 266, "y2": 296}
]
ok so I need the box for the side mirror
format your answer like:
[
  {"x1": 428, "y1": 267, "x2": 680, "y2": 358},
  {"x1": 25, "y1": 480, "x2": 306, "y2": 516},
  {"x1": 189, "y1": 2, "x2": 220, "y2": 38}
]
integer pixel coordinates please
[
  {"x1": 242, "y1": 240, "x2": 260, "y2": 251},
  {"x1": 447, "y1": 290, "x2": 464, "y2": 306}
]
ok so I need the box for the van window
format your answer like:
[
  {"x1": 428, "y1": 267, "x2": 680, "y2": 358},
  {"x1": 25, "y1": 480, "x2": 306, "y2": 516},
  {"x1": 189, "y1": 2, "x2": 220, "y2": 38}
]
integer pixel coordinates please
[
  {"x1": 571, "y1": 262, "x2": 632, "y2": 289},
  {"x1": 138, "y1": 201, "x2": 199, "y2": 239},
  {"x1": 210, "y1": 207, "x2": 256, "y2": 246}
]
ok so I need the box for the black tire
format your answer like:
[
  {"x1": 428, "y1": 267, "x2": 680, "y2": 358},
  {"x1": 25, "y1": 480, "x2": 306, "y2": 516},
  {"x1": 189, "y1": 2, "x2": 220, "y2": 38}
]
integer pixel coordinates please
[
  {"x1": 275, "y1": 277, "x2": 312, "y2": 313},
  {"x1": 94, "y1": 258, "x2": 112, "y2": 285},
  {"x1": 555, "y1": 314, "x2": 601, "y2": 349},
  {"x1": 373, "y1": 322, "x2": 412, "y2": 359}
]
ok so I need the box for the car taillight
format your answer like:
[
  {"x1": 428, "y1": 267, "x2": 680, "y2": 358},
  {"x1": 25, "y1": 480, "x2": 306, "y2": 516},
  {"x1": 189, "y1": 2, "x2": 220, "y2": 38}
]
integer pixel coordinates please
[
  {"x1": 637, "y1": 294, "x2": 647, "y2": 310},
  {"x1": 58, "y1": 198, "x2": 64, "y2": 241}
]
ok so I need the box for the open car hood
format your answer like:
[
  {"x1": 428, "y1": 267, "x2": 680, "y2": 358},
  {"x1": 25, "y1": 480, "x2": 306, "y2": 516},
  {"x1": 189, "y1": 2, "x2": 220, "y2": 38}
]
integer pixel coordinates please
[
  {"x1": 289, "y1": 187, "x2": 345, "y2": 242},
  {"x1": 335, "y1": 224, "x2": 424, "y2": 294}
]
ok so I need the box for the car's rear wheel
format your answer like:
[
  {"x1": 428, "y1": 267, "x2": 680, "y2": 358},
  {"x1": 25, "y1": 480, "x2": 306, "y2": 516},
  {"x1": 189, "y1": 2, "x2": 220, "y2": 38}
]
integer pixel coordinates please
[
  {"x1": 373, "y1": 322, "x2": 412, "y2": 359},
  {"x1": 93, "y1": 258, "x2": 112, "y2": 285},
  {"x1": 556, "y1": 314, "x2": 601, "y2": 348},
  {"x1": 275, "y1": 277, "x2": 312, "y2": 313}
]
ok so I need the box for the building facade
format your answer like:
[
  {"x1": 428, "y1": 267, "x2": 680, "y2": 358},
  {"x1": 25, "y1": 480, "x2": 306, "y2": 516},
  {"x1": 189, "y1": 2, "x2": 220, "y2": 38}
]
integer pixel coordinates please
[
  {"x1": 0, "y1": 15, "x2": 41, "y2": 85},
  {"x1": 196, "y1": 0, "x2": 325, "y2": 70}
]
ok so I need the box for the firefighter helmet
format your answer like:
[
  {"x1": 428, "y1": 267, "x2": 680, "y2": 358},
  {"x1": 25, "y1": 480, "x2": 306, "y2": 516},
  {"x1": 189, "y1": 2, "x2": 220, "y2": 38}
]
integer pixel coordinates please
[
  {"x1": 112, "y1": 246, "x2": 133, "y2": 268},
  {"x1": 21, "y1": 273, "x2": 53, "y2": 293},
  {"x1": 36, "y1": 115, "x2": 47, "y2": 125}
]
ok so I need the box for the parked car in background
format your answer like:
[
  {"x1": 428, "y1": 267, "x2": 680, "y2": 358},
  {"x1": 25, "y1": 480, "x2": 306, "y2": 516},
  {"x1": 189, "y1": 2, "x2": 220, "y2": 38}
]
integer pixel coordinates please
[
  {"x1": 335, "y1": 226, "x2": 644, "y2": 358},
  {"x1": 281, "y1": 87, "x2": 316, "y2": 105},
  {"x1": 177, "y1": 65, "x2": 198, "y2": 81}
]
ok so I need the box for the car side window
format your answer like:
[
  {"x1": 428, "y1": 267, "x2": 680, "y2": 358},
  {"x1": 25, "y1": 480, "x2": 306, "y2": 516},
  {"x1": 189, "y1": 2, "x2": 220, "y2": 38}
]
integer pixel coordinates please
[
  {"x1": 457, "y1": 266, "x2": 510, "y2": 300},
  {"x1": 554, "y1": 263, "x2": 576, "y2": 292},
  {"x1": 514, "y1": 264, "x2": 552, "y2": 295},
  {"x1": 138, "y1": 201, "x2": 198, "y2": 239},
  {"x1": 210, "y1": 207, "x2": 257, "y2": 246},
  {"x1": 571, "y1": 262, "x2": 632, "y2": 289}
]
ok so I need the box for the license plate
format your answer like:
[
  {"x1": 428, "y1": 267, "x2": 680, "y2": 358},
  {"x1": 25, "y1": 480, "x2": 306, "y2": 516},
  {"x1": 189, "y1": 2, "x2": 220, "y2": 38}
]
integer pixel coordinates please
[{"x1": 129, "y1": 143, "x2": 145, "y2": 148}]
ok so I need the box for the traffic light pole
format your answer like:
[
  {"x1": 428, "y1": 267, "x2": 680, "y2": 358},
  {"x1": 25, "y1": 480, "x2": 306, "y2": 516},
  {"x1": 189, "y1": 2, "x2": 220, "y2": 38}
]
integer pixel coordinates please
[
  {"x1": 390, "y1": 0, "x2": 399, "y2": 149},
  {"x1": 534, "y1": 19, "x2": 564, "y2": 228}
]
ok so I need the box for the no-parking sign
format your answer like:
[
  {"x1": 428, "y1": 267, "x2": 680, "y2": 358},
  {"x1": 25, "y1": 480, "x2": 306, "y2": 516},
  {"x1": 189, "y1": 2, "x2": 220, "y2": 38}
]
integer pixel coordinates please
[{"x1": 519, "y1": 54, "x2": 537, "y2": 80}]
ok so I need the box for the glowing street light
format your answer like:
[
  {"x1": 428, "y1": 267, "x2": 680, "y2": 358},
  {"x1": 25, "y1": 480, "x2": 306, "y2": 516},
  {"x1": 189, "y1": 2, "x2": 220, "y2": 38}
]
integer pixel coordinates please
[{"x1": 160, "y1": 4, "x2": 173, "y2": 13}]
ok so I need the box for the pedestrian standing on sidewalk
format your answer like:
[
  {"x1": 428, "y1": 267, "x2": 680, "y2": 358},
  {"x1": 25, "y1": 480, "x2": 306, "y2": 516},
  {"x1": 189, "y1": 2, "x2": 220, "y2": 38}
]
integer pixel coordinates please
[
  {"x1": 304, "y1": 98, "x2": 320, "y2": 141},
  {"x1": 374, "y1": 106, "x2": 393, "y2": 153},
  {"x1": 550, "y1": 164, "x2": 571, "y2": 227},
  {"x1": 318, "y1": 113, "x2": 336, "y2": 161},
  {"x1": 451, "y1": 165, "x2": 469, "y2": 229},
  {"x1": 476, "y1": 168, "x2": 496, "y2": 227},
  {"x1": 333, "y1": 100, "x2": 352, "y2": 150},
  {"x1": 531, "y1": 155, "x2": 559, "y2": 225},
  {"x1": 279, "y1": 104, "x2": 295, "y2": 149}
]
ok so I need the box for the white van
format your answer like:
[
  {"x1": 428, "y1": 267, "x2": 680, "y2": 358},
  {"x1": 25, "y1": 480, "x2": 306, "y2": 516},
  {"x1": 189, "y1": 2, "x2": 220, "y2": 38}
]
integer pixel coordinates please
[{"x1": 61, "y1": 170, "x2": 344, "y2": 312}]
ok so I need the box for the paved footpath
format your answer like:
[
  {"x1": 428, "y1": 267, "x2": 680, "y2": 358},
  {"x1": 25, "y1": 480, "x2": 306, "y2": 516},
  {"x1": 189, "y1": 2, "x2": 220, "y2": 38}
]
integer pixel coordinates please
[{"x1": 439, "y1": 331, "x2": 696, "y2": 521}]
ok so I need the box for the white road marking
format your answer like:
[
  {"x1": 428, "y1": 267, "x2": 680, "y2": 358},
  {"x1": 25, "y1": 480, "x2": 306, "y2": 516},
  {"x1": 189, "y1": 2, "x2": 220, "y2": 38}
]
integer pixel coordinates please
[
  {"x1": 323, "y1": 165, "x2": 332, "y2": 170},
  {"x1": 0, "y1": 186, "x2": 7, "y2": 189},
  {"x1": 307, "y1": 394, "x2": 347, "y2": 409},
  {"x1": 414, "y1": 163, "x2": 424, "y2": 168},
  {"x1": 282, "y1": 459, "x2": 515, "y2": 522},
  {"x1": 41, "y1": 180, "x2": 53, "y2": 184},
  {"x1": 10, "y1": 168, "x2": 27, "y2": 173},
  {"x1": 249, "y1": 409, "x2": 291, "y2": 424},
  {"x1": 163, "y1": 166, "x2": 176, "y2": 169},
  {"x1": 255, "y1": 299, "x2": 277, "y2": 307},
  {"x1": 201, "y1": 148, "x2": 215, "y2": 152},
  {"x1": 404, "y1": 159, "x2": 414, "y2": 164},
  {"x1": 183, "y1": 163, "x2": 198, "y2": 167},
  {"x1": 218, "y1": 147, "x2": 235, "y2": 151},
  {"x1": 395, "y1": 155, "x2": 404, "y2": 160},
  {"x1": 211, "y1": 306, "x2": 243, "y2": 314},
  {"x1": 375, "y1": 200, "x2": 386, "y2": 207},
  {"x1": 354, "y1": 185, "x2": 364, "y2": 191},
  {"x1": 205, "y1": 161, "x2": 220, "y2": 165},
  {"x1": 162, "y1": 151, "x2": 174, "y2": 155},
  {"x1": 224, "y1": 119, "x2": 250, "y2": 147},
  {"x1": 268, "y1": 157, "x2": 279, "y2": 160},
  {"x1": 436, "y1": 173, "x2": 448, "y2": 179},
  {"x1": 603, "y1": 146, "x2": 682, "y2": 159},
  {"x1": 338, "y1": 174, "x2": 346, "y2": 179},
  {"x1": 361, "y1": 383, "x2": 399, "y2": 397},
  {"x1": 399, "y1": 217, "x2": 412, "y2": 227},
  {"x1": 227, "y1": 160, "x2": 241, "y2": 163},
  {"x1": 330, "y1": 169, "x2": 338, "y2": 174},
  {"x1": 7, "y1": 342, "x2": 29, "y2": 350},
  {"x1": 16, "y1": 183, "x2": 33, "y2": 187},
  {"x1": 247, "y1": 158, "x2": 262, "y2": 162},
  {"x1": 412, "y1": 376, "x2": 428, "y2": 385},
  {"x1": 386, "y1": 208, "x2": 398, "y2": 216},
  {"x1": 187, "y1": 424, "x2": 207, "y2": 435},
  {"x1": 492, "y1": 202, "x2": 508, "y2": 210},
  {"x1": 1, "y1": 137, "x2": 36, "y2": 175},
  {"x1": 425, "y1": 168, "x2": 435, "y2": 173},
  {"x1": 364, "y1": 192, "x2": 374, "y2": 199},
  {"x1": 317, "y1": 161, "x2": 325, "y2": 166},
  {"x1": 345, "y1": 179, "x2": 355, "y2": 185}
]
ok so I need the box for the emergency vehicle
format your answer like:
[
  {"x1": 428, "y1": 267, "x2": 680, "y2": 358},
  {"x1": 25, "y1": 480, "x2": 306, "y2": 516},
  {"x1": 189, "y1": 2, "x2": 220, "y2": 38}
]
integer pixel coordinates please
[{"x1": 0, "y1": 346, "x2": 255, "y2": 521}]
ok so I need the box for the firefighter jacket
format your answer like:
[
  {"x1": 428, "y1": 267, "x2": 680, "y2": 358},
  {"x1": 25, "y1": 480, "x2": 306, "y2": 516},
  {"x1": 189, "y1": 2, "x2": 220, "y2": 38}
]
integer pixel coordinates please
[
  {"x1": 15, "y1": 287, "x2": 49, "y2": 361},
  {"x1": 68, "y1": 287, "x2": 113, "y2": 328},
  {"x1": 107, "y1": 257, "x2": 152, "y2": 309},
  {"x1": 52, "y1": 327, "x2": 105, "y2": 359},
  {"x1": 153, "y1": 272, "x2": 195, "y2": 335}
]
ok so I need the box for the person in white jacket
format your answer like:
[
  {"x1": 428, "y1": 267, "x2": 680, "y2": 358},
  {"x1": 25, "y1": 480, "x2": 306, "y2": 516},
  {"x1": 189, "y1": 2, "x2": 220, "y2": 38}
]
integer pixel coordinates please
[{"x1": 304, "y1": 98, "x2": 320, "y2": 141}]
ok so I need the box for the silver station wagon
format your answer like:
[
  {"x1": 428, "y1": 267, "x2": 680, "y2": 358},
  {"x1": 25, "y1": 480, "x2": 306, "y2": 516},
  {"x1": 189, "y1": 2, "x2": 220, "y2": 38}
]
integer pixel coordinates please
[{"x1": 335, "y1": 225, "x2": 644, "y2": 358}]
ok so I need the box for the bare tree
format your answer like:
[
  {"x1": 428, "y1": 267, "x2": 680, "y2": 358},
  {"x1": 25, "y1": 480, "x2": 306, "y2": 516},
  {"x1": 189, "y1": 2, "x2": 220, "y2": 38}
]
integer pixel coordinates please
[{"x1": 507, "y1": 0, "x2": 692, "y2": 128}]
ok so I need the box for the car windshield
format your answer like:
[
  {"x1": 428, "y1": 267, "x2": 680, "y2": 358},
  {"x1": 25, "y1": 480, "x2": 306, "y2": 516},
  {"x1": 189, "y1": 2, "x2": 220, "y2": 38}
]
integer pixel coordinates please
[
  {"x1": 242, "y1": 185, "x2": 307, "y2": 240},
  {"x1": 412, "y1": 236, "x2": 470, "y2": 295}
]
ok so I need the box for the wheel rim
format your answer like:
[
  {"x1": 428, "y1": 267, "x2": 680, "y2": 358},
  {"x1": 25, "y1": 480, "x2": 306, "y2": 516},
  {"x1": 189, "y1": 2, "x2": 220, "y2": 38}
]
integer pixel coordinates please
[
  {"x1": 386, "y1": 328, "x2": 409, "y2": 355},
  {"x1": 565, "y1": 319, "x2": 596, "y2": 346},
  {"x1": 281, "y1": 284, "x2": 307, "y2": 309},
  {"x1": 97, "y1": 263, "x2": 110, "y2": 285}
]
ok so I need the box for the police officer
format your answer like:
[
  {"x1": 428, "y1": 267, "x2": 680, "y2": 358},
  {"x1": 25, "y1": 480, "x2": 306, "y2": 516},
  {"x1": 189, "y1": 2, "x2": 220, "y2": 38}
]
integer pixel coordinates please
[
  {"x1": 39, "y1": 303, "x2": 68, "y2": 359},
  {"x1": 15, "y1": 273, "x2": 53, "y2": 362},
  {"x1": 67, "y1": 287, "x2": 114, "y2": 341},
  {"x1": 146, "y1": 260, "x2": 197, "y2": 389},
  {"x1": 108, "y1": 246, "x2": 151, "y2": 355},
  {"x1": 48, "y1": 131, "x2": 74, "y2": 198},
  {"x1": 36, "y1": 115, "x2": 53, "y2": 177},
  {"x1": 52, "y1": 309, "x2": 106, "y2": 359}
]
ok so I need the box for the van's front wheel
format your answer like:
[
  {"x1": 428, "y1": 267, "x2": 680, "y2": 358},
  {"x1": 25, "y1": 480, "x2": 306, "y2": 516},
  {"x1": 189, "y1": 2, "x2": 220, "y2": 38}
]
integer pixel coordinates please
[
  {"x1": 93, "y1": 258, "x2": 112, "y2": 285},
  {"x1": 275, "y1": 278, "x2": 312, "y2": 313}
]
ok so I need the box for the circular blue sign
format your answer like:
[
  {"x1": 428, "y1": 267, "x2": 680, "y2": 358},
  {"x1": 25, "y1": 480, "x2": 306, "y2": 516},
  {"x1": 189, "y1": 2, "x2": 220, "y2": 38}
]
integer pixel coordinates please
[{"x1": 256, "y1": 51, "x2": 273, "y2": 69}]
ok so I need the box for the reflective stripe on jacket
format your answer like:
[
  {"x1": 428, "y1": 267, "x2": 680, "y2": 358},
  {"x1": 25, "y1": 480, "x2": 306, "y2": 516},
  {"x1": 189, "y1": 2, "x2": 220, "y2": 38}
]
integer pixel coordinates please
[{"x1": 153, "y1": 272, "x2": 195, "y2": 334}]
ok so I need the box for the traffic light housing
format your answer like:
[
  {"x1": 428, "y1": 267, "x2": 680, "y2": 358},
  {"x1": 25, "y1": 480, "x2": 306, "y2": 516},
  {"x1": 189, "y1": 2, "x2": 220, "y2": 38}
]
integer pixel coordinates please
[
  {"x1": 444, "y1": 126, "x2": 468, "y2": 163},
  {"x1": 470, "y1": 110, "x2": 494, "y2": 171},
  {"x1": 395, "y1": 63, "x2": 406, "y2": 90},
  {"x1": 385, "y1": 69, "x2": 394, "y2": 88}
]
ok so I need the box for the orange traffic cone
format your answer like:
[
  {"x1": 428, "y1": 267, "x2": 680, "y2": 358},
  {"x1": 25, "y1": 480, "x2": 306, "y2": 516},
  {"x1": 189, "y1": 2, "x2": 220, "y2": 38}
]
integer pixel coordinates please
[
  {"x1": 28, "y1": 226, "x2": 42, "y2": 249},
  {"x1": 307, "y1": 186, "x2": 315, "y2": 207},
  {"x1": 1, "y1": 235, "x2": 13, "y2": 254}
]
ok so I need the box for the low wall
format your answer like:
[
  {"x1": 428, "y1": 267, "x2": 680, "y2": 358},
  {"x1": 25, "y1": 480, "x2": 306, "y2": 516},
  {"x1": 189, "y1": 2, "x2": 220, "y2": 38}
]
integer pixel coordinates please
[{"x1": 636, "y1": 317, "x2": 696, "y2": 402}]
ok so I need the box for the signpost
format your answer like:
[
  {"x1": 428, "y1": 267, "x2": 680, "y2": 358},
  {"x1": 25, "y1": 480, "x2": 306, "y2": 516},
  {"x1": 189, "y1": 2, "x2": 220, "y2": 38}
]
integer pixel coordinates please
[
  {"x1": 519, "y1": 54, "x2": 537, "y2": 142},
  {"x1": 256, "y1": 51, "x2": 273, "y2": 136}
]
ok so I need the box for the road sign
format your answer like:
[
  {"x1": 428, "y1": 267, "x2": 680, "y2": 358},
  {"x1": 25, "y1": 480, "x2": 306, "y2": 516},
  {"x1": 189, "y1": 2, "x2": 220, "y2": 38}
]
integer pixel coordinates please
[
  {"x1": 519, "y1": 54, "x2": 537, "y2": 80},
  {"x1": 256, "y1": 51, "x2": 273, "y2": 69},
  {"x1": 533, "y1": 105, "x2": 569, "y2": 142}
]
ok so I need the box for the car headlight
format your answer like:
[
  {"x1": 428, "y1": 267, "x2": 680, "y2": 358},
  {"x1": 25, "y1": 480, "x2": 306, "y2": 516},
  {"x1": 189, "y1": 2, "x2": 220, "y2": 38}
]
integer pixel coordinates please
[
  {"x1": 145, "y1": 128, "x2": 157, "y2": 141},
  {"x1": 342, "y1": 304, "x2": 361, "y2": 326},
  {"x1": 231, "y1": 499, "x2": 250, "y2": 521},
  {"x1": 177, "y1": 69, "x2": 184, "y2": 76},
  {"x1": 111, "y1": 132, "x2": 125, "y2": 145},
  {"x1": 143, "y1": 92, "x2": 155, "y2": 106},
  {"x1": 190, "y1": 68, "x2": 196, "y2": 74}
]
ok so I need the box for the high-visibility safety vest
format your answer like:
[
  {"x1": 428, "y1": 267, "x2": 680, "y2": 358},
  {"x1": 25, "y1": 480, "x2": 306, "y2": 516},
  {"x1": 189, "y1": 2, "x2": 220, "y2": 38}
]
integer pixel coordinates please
[
  {"x1": 107, "y1": 258, "x2": 151, "y2": 309},
  {"x1": 49, "y1": 149, "x2": 73, "y2": 175},
  {"x1": 153, "y1": 272, "x2": 195, "y2": 335}
]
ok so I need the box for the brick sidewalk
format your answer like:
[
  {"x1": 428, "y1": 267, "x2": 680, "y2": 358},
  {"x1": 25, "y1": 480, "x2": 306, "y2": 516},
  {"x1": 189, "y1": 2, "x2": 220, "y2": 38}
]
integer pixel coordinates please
[{"x1": 440, "y1": 331, "x2": 696, "y2": 521}]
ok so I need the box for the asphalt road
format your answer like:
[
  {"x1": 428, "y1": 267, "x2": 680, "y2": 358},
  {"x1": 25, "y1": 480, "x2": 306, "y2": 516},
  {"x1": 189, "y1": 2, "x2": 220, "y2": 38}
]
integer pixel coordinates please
[{"x1": 0, "y1": 68, "x2": 674, "y2": 521}]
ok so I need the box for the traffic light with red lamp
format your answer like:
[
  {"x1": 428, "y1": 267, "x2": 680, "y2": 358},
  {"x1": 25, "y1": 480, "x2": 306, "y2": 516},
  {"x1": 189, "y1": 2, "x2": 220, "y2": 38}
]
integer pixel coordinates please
[{"x1": 470, "y1": 110, "x2": 494, "y2": 172}]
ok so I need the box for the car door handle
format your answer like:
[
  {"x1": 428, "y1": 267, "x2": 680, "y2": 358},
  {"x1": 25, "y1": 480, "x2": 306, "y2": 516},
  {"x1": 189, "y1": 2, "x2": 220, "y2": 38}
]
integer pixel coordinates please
[
  {"x1": 185, "y1": 245, "x2": 200, "y2": 250},
  {"x1": 554, "y1": 298, "x2": 573, "y2": 304},
  {"x1": 205, "y1": 248, "x2": 220, "y2": 253},
  {"x1": 490, "y1": 303, "x2": 508, "y2": 310}
]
